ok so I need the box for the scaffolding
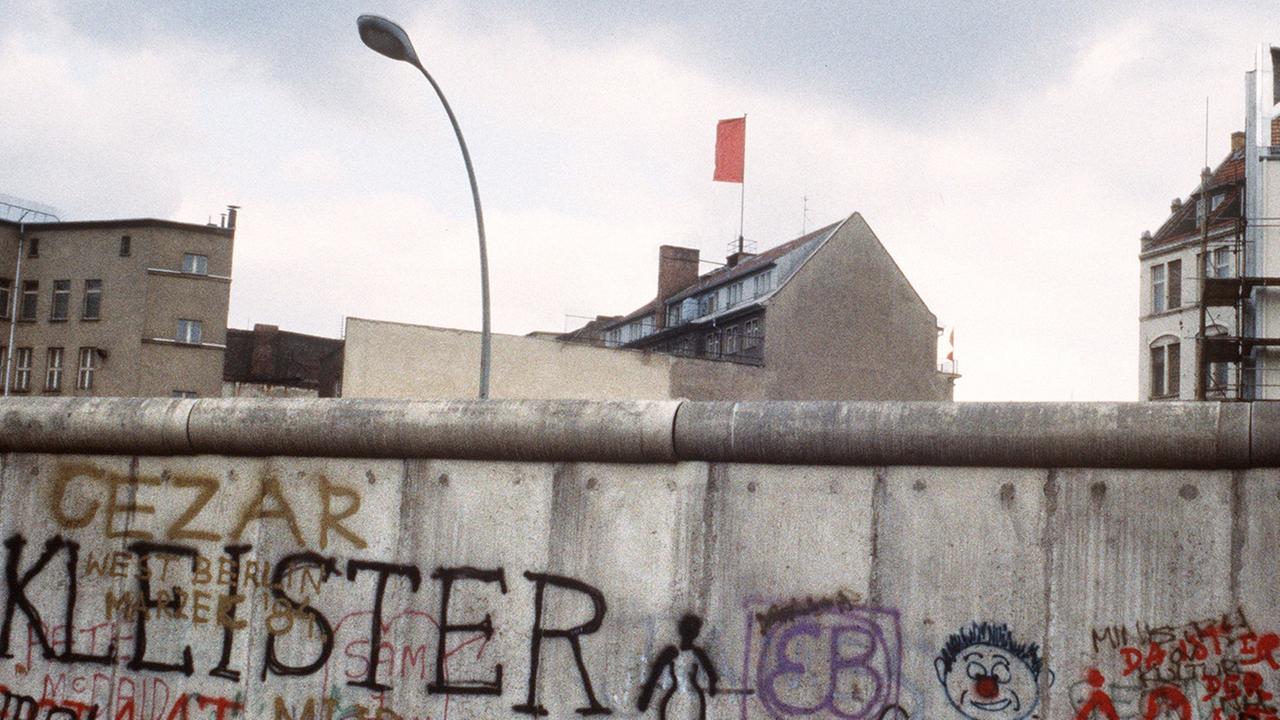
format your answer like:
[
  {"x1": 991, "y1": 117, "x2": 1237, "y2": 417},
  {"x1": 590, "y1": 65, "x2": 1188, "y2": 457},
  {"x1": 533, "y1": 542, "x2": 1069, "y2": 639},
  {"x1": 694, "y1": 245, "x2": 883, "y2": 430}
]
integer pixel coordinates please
[{"x1": 1197, "y1": 213, "x2": 1280, "y2": 399}]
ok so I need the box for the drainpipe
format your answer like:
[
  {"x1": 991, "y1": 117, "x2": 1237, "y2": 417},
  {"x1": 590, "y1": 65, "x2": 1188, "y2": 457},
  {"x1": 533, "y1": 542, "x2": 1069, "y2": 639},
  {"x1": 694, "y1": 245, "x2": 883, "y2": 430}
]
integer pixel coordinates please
[{"x1": 3, "y1": 215, "x2": 26, "y2": 397}]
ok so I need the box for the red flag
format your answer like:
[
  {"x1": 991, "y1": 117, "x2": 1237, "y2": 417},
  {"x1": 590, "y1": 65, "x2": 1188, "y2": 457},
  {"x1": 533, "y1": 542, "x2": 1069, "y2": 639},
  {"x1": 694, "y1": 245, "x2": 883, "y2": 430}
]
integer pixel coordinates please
[{"x1": 714, "y1": 117, "x2": 745, "y2": 183}]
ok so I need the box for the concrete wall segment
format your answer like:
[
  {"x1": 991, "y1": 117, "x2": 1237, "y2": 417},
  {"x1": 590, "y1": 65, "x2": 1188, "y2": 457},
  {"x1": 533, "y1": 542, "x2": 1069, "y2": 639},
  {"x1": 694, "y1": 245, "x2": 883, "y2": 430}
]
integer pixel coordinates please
[
  {"x1": 675, "y1": 401, "x2": 1255, "y2": 468},
  {"x1": 0, "y1": 398, "x2": 1279, "y2": 719},
  {"x1": 185, "y1": 399, "x2": 681, "y2": 462},
  {"x1": 0, "y1": 397, "x2": 194, "y2": 455},
  {"x1": 3, "y1": 397, "x2": 1280, "y2": 466}
]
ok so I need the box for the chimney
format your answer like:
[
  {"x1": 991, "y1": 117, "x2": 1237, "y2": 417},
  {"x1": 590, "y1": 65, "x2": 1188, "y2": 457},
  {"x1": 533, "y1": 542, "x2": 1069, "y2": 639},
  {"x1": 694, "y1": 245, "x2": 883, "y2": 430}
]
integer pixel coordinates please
[
  {"x1": 1171, "y1": 198, "x2": 1182, "y2": 213},
  {"x1": 226, "y1": 205, "x2": 240, "y2": 231},
  {"x1": 657, "y1": 245, "x2": 700, "y2": 327},
  {"x1": 250, "y1": 323, "x2": 279, "y2": 379},
  {"x1": 726, "y1": 250, "x2": 755, "y2": 267},
  {"x1": 1232, "y1": 131, "x2": 1246, "y2": 151}
]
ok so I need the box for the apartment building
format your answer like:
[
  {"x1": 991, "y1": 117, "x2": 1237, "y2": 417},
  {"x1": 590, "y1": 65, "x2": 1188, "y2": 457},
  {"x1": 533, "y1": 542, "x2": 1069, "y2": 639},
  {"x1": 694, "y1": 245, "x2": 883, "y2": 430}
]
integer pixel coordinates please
[
  {"x1": 1138, "y1": 135, "x2": 1244, "y2": 399},
  {"x1": 0, "y1": 210, "x2": 236, "y2": 398},
  {"x1": 563, "y1": 212, "x2": 954, "y2": 401},
  {"x1": 1139, "y1": 44, "x2": 1280, "y2": 400}
]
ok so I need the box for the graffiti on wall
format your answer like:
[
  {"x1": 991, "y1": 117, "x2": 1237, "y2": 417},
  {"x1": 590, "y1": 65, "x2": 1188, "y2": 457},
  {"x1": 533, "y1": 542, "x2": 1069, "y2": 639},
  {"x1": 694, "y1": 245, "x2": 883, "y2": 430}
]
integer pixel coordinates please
[
  {"x1": 743, "y1": 593, "x2": 903, "y2": 719},
  {"x1": 1075, "y1": 609, "x2": 1280, "y2": 720},
  {"x1": 934, "y1": 622, "x2": 1049, "y2": 720}
]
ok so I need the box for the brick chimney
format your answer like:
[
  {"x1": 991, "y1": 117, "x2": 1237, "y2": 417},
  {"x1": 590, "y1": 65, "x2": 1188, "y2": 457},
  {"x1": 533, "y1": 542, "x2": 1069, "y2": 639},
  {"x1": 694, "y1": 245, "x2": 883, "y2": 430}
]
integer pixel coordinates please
[
  {"x1": 1232, "y1": 131, "x2": 1246, "y2": 151},
  {"x1": 250, "y1": 323, "x2": 279, "y2": 379},
  {"x1": 656, "y1": 245, "x2": 699, "y2": 328}
]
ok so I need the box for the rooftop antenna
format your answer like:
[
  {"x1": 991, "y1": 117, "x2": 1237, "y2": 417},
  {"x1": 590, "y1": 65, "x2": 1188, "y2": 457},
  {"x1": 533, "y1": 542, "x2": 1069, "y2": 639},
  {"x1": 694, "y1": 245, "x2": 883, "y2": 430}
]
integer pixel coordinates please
[
  {"x1": 0, "y1": 194, "x2": 60, "y2": 224},
  {"x1": 802, "y1": 194, "x2": 810, "y2": 235}
]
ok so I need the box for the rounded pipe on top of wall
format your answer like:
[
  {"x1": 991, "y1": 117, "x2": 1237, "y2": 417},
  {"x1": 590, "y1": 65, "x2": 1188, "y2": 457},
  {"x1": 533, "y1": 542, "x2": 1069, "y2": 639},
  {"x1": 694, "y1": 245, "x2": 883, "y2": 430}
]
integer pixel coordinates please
[
  {"x1": 0, "y1": 397, "x2": 1270, "y2": 468},
  {"x1": 673, "y1": 401, "x2": 1253, "y2": 469}
]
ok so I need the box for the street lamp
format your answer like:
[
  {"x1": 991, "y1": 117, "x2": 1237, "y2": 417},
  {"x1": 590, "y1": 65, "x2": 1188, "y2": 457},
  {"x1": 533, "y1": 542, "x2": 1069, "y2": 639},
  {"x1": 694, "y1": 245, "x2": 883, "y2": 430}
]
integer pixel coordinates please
[{"x1": 357, "y1": 14, "x2": 492, "y2": 399}]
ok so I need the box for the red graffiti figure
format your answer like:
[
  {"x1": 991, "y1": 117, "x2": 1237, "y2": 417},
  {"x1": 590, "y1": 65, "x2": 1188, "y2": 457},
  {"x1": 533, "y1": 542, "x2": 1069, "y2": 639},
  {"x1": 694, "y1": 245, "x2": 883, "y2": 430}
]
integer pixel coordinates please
[
  {"x1": 1143, "y1": 686, "x2": 1192, "y2": 720},
  {"x1": 1076, "y1": 669, "x2": 1120, "y2": 720}
]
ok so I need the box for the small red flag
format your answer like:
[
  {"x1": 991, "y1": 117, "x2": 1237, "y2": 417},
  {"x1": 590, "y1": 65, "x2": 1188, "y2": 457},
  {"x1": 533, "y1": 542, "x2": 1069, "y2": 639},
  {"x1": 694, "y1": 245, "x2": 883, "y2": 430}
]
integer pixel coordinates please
[{"x1": 714, "y1": 117, "x2": 745, "y2": 183}]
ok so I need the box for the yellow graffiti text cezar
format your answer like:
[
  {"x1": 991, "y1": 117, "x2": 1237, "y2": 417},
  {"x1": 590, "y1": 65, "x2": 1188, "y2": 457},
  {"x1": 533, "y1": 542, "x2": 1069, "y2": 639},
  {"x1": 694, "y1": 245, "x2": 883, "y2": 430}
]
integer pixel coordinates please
[{"x1": 48, "y1": 463, "x2": 368, "y2": 550}]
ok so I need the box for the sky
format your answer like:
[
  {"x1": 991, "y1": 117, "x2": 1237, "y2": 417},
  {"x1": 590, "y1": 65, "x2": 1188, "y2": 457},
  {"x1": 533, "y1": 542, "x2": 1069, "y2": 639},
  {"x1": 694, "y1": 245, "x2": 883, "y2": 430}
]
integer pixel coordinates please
[{"x1": 1, "y1": 0, "x2": 1276, "y2": 401}]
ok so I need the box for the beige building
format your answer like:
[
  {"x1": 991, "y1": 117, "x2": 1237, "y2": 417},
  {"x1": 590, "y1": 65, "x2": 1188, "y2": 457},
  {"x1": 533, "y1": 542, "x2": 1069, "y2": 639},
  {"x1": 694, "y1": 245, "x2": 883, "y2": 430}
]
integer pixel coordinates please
[
  {"x1": 1, "y1": 211, "x2": 236, "y2": 398},
  {"x1": 344, "y1": 212, "x2": 953, "y2": 401},
  {"x1": 342, "y1": 317, "x2": 678, "y2": 399},
  {"x1": 566, "y1": 212, "x2": 954, "y2": 400}
]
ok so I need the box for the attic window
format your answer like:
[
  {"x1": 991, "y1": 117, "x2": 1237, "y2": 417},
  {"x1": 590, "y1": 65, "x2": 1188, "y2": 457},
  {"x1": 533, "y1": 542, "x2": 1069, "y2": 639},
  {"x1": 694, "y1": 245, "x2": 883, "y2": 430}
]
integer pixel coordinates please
[{"x1": 1211, "y1": 193, "x2": 1225, "y2": 211}]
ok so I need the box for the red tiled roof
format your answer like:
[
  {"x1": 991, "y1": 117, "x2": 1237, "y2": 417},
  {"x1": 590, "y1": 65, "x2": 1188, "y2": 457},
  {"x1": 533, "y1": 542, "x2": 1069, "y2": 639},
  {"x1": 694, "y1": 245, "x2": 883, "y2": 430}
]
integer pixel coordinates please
[{"x1": 1147, "y1": 146, "x2": 1244, "y2": 248}]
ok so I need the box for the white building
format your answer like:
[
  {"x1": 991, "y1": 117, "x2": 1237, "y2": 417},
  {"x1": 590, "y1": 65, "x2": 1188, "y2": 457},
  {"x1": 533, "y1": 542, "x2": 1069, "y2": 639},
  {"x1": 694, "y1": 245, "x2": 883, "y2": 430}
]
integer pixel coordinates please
[{"x1": 1138, "y1": 44, "x2": 1280, "y2": 400}]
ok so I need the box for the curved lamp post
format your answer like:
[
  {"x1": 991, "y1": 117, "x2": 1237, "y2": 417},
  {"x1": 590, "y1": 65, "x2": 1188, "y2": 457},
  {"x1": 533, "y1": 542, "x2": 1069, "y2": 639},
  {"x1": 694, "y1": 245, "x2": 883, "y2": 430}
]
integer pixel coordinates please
[{"x1": 357, "y1": 14, "x2": 491, "y2": 399}]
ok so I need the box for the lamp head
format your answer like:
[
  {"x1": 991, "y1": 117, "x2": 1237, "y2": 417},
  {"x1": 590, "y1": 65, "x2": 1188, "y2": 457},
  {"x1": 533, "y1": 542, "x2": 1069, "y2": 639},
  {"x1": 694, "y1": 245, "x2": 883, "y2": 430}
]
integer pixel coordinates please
[{"x1": 357, "y1": 14, "x2": 421, "y2": 68}]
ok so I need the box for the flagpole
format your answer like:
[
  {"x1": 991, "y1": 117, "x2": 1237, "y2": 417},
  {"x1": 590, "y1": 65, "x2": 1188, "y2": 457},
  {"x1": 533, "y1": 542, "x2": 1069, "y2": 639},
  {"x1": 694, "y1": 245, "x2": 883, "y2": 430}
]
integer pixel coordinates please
[{"x1": 738, "y1": 113, "x2": 746, "y2": 254}]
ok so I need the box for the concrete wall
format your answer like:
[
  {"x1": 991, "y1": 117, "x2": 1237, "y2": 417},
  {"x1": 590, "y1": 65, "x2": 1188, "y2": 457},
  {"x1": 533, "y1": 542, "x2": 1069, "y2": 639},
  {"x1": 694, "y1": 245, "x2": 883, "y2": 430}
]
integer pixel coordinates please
[
  {"x1": 0, "y1": 398, "x2": 1277, "y2": 720},
  {"x1": 342, "y1": 318, "x2": 675, "y2": 400}
]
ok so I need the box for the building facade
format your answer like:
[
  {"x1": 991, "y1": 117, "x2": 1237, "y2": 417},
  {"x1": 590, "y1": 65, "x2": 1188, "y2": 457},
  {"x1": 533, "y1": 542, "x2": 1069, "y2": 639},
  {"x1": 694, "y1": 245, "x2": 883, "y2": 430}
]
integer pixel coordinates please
[
  {"x1": 222, "y1": 323, "x2": 343, "y2": 398},
  {"x1": 1139, "y1": 44, "x2": 1280, "y2": 400},
  {"x1": 1138, "y1": 135, "x2": 1244, "y2": 400},
  {"x1": 0, "y1": 212, "x2": 236, "y2": 398},
  {"x1": 564, "y1": 212, "x2": 954, "y2": 401},
  {"x1": 341, "y1": 317, "x2": 680, "y2": 400}
]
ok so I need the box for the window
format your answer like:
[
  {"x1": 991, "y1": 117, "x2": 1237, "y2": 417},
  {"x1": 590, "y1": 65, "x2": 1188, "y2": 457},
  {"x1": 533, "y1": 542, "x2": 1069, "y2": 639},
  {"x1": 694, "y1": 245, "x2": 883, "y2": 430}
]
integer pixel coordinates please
[
  {"x1": 12, "y1": 348, "x2": 32, "y2": 392},
  {"x1": 172, "y1": 390, "x2": 197, "y2": 398},
  {"x1": 45, "y1": 348, "x2": 63, "y2": 392},
  {"x1": 1150, "y1": 339, "x2": 1180, "y2": 398},
  {"x1": 744, "y1": 317, "x2": 762, "y2": 349},
  {"x1": 20, "y1": 281, "x2": 38, "y2": 321},
  {"x1": 82, "y1": 279, "x2": 102, "y2": 319},
  {"x1": 727, "y1": 281, "x2": 744, "y2": 307},
  {"x1": 1167, "y1": 259, "x2": 1181, "y2": 308},
  {"x1": 27, "y1": 238, "x2": 38, "y2": 258},
  {"x1": 667, "y1": 302, "x2": 682, "y2": 326},
  {"x1": 182, "y1": 253, "x2": 208, "y2": 275},
  {"x1": 698, "y1": 292, "x2": 718, "y2": 317},
  {"x1": 1210, "y1": 362, "x2": 1229, "y2": 394},
  {"x1": 1211, "y1": 193, "x2": 1225, "y2": 211},
  {"x1": 753, "y1": 270, "x2": 772, "y2": 297},
  {"x1": 177, "y1": 319, "x2": 203, "y2": 344},
  {"x1": 725, "y1": 324, "x2": 740, "y2": 355},
  {"x1": 50, "y1": 280, "x2": 70, "y2": 321},
  {"x1": 1151, "y1": 264, "x2": 1166, "y2": 313},
  {"x1": 604, "y1": 328, "x2": 621, "y2": 348},
  {"x1": 77, "y1": 348, "x2": 97, "y2": 390},
  {"x1": 119, "y1": 236, "x2": 132, "y2": 257},
  {"x1": 1204, "y1": 247, "x2": 1232, "y2": 279},
  {"x1": 706, "y1": 331, "x2": 720, "y2": 357},
  {"x1": 0, "y1": 279, "x2": 9, "y2": 320}
]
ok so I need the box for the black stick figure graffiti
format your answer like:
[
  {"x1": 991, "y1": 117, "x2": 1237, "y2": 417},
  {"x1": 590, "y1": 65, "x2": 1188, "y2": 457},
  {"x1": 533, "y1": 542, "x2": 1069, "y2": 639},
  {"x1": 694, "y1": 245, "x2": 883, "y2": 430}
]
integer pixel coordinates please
[{"x1": 637, "y1": 614, "x2": 720, "y2": 719}]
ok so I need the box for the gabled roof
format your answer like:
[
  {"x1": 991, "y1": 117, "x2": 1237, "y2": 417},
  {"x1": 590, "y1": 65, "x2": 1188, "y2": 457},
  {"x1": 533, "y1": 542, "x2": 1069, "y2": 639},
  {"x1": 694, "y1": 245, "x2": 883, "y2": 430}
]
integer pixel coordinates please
[{"x1": 1146, "y1": 146, "x2": 1244, "y2": 249}]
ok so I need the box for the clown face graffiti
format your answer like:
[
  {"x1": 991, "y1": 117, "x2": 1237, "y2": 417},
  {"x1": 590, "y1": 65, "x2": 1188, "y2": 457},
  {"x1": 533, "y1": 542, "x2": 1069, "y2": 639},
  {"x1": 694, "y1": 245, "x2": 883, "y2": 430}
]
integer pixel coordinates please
[{"x1": 934, "y1": 623, "x2": 1047, "y2": 720}]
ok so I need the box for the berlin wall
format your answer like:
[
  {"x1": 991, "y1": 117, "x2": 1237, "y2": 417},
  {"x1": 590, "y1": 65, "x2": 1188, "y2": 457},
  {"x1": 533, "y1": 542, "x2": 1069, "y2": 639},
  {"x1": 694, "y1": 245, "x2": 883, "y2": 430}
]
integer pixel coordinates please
[{"x1": 0, "y1": 397, "x2": 1278, "y2": 720}]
